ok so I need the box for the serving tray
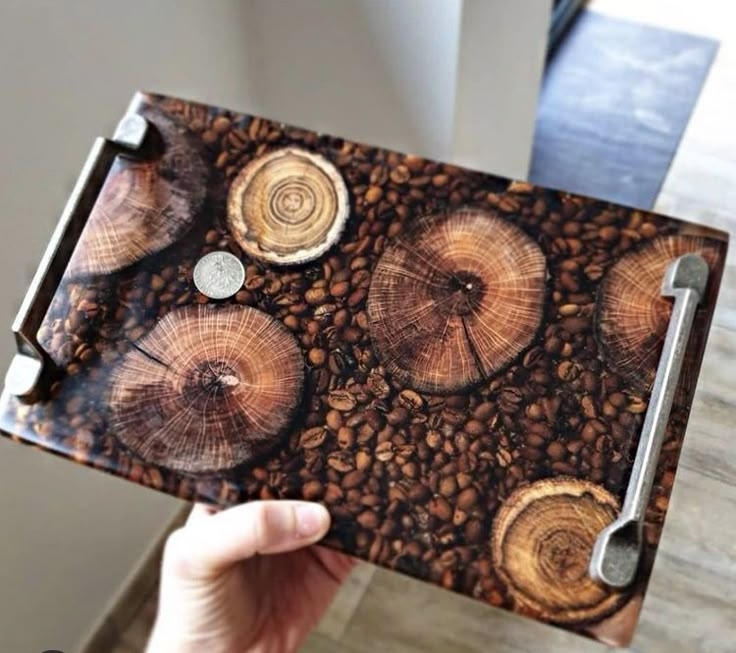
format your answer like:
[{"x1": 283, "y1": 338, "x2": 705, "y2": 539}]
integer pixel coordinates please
[{"x1": 1, "y1": 92, "x2": 728, "y2": 647}]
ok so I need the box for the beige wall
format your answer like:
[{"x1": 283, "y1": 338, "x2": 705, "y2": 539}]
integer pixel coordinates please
[
  {"x1": 0, "y1": 3, "x2": 257, "y2": 651},
  {"x1": 0, "y1": 1, "x2": 548, "y2": 650}
]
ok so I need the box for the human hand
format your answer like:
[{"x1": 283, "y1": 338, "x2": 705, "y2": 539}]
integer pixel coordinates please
[{"x1": 146, "y1": 501, "x2": 355, "y2": 653}]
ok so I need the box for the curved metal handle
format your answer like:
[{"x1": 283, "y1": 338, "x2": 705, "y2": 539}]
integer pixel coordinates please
[
  {"x1": 589, "y1": 253, "x2": 709, "y2": 588},
  {"x1": 5, "y1": 114, "x2": 149, "y2": 398}
]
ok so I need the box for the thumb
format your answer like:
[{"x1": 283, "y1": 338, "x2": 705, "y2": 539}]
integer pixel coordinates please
[{"x1": 164, "y1": 501, "x2": 331, "y2": 579}]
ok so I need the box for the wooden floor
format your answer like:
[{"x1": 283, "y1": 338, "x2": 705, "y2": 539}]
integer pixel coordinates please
[{"x1": 100, "y1": 2, "x2": 736, "y2": 652}]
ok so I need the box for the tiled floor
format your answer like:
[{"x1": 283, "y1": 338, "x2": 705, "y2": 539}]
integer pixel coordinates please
[{"x1": 98, "y1": 2, "x2": 736, "y2": 652}]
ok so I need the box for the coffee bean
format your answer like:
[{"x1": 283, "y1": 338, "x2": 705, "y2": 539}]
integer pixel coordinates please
[
  {"x1": 344, "y1": 470, "x2": 366, "y2": 489},
  {"x1": 308, "y1": 348, "x2": 327, "y2": 367},
  {"x1": 439, "y1": 475, "x2": 458, "y2": 498},
  {"x1": 464, "y1": 419, "x2": 485, "y2": 436},
  {"x1": 303, "y1": 479, "x2": 324, "y2": 500},
  {"x1": 357, "y1": 510, "x2": 380, "y2": 529},
  {"x1": 546, "y1": 441, "x2": 565, "y2": 461},
  {"x1": 390, "y1": 165, "x2": 410, "y2": 184},
  {"x1": 348, "y1": 287, "x2": 368, "y2": 308},
  {"x1": 327, "y1": 451, "x2": 355, "y2": 472},
  {"x1": 300, "y1": 427, "x2": 327, "y2": 449},
  {"x1": 627, "y1": 397, "x2": 648, "y2": 414},
  {"x1": 581, "y1": 395, "x2": 598, "y2": 419},
  {"x1": 343, "y1": 326, "x2": 362, "y2": 343},
  {"x1": 557, "y1": 360, "x2": 580, "y2": 381},
  {"x1": 525, "y1": 433, "x2": 546, "y2": 448},
  {"x1": 355, "y1": 450, "x2": 372, "y2": 471},
  {"x1": 305, "y1": 287, "x2": 329, "y2": 305},
  {"x1": 520, "y1": 446, "x2": 544, "y2": 462},
  {"x1": 337, "y1": 426, "x2": 355, "y2": 449},
  {"x1": 426, "y1": 430, "x2": 442, "y2": 449},
  {"x1": 602, "y1": 400, "x2": 617, "y2": 418},
  {"x1": 429, "y1": 496, "x2": 453, "y2": 521},
  {"x1": 551, "y1": 461, "x2": 577, "y2": 475},
  {"x1": 472, "y1": 402, "x2": 495, "y2": 421},
  {"x1": 599, "y1": 225, "x2": 619, "y2": 242},
  {"x1": 325, "y1": 410, "x2": 343, "y2": 431},
  {"x1": 367, "y1": 371, "x2": 391, "y2": 399},
  {"x1": 398, "y1": 389, "x2": 424, "y2": 412},
  {"x1": 328, "y1": 390, "x2": 357, "y2": 412},
  {"x1": 457, "y1": 487, "x2": 479, "y2": 511},
  {"x1": 330, "y1": 280, "x2": 350, "y2": 298},
  {"x1": 387, "y1": 406, "x2": 409, "y2": 426},
  {"x1": 375, "y1": 441, "x2": 395, "y2": 462}
]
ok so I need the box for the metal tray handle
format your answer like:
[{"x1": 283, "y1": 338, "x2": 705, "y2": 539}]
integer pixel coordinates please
[
  {"x1": 589, "y1": 253, "x2": 709, "y2": 588},
  {"x1": 5, "y1": 114, "x2": 149, "y2": 398}
]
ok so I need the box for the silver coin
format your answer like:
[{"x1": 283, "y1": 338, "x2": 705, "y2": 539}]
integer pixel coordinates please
[{"x1": 193, "y1": 251, "x2": 245, "y2": 300}]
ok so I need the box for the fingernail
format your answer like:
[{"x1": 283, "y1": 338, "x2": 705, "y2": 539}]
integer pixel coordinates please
[{"x1": 295, "y1": 504, "x2": 329, "y2": 539}]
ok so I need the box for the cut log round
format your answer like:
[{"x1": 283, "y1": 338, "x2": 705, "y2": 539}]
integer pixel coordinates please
[
  {"x1": 492, "y1": 477, "x2": 625, "y2": 624},
  {"x1": 596, "y1": 234, "x2": 721, "y2": 392},
  {"x1": 367, "y1": 209, "x2": 546, "y2": 394},
  {"x1": 110, "y1": 305, "x2": 304, "y2": 474},
  {"x1": 227, "y1": 147, "x2": 349, "y2": 265},
  {"x1": 68, "y1": 107, "x2": 207, "y2": 277}
]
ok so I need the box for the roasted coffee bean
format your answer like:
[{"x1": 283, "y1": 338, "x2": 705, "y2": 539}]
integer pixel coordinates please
[
  {"x1": 375, "y1": 441, "x2": 395, "y2": 462},
  {"x1": 305, "y1": 287, "x2": 329, "y2": 305},
  {"x1": 300, "y1": 427, "x2": 327, "y2": 449},
  {"x1": 546, "y1": 441, "x2": 566, "y2": 461},
  {"x1": 308, "y1": 348, "x2": 327, "y2": 367},
  {"x1": 439, "y1": 475, "x2": 458, "y2": 498},
  {"x1": 398, "y1": 389, "x2": 424, "y2": 412},
  {"x1": 367, "y1": 371, "x2": 391, "y2": 399},
  {"x1": 627, "y1": 397, "x2": 648, "y2": 414},
  {"x1": 325, "y1": 410, "x2": 343, "y2": 431},
  {"x1": 328, "y1": 390, "x2": 358, "y2": 412},
  {"x1": 330, "y1": 280, "x2": 350, "y2": 298},
  {"x1": 525, "y1": 433, "x2": 546, "y2": 448},
  {"x1": 355, "y1": 450, "x2": 372, "y2": 471},
  {"x1": 464, "y1": 419, "x2": 485, "y2": 436},
  {"x1": 337, "y1": 426, "x2": 355, "y2": 449},
  {"x1": 344, "y1": 470, "x2": 366, "y2": 489},
  {"x1": 429, "y1": 496, "x2": 452, "y2": 522},
  {"x1": 303, "y1": 480, "x2": 324, "y2": 500},
  {"x1": 327, "y1": 451, "x2": 355, "y2": 472},
  {"x1": 457, "y1": 487, "x2": 479, "y2": 511}
]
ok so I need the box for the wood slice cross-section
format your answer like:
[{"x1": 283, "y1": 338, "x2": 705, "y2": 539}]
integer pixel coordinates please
[
  {"x1": 110, "y1": 305, "x2": 304, "y2": 474},
  {"x1": 68, "y1": 107, "x2": 208, "y2": 277},
  {"x1": 227, "y1": 147, "x2": 349, "y2": 265},
  {"x1": 596, "y1": 234, "x2": 723, "y2": 393},
  {"x1": 492, "y1": 477, "x2": 626, "y2": 624},
  {"x1": 366, "y1": 209, "x2": 546, "y2": 394}
]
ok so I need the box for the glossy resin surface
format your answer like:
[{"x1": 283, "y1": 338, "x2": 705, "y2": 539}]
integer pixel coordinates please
[{"x1": 0, "y1": 93, "x2": 728, "y2": 646}]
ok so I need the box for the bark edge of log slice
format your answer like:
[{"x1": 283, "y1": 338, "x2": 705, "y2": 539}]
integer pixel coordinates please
[
  {"x1": 491, "y1": 476, "x2": 627, "y2": 624},
  {"x1": 109, "y1": 304, "x2": 304, "y2": 474},
  {"x1": 227, "y1": 147, "x2": 350, "y2": 266},
  {"x1": 367, "y1": 208, "x2": 547, "y2": 394},
  {"x1": 68, "y1": 106, "x2": 208, "y2": 278},
  {"x1": 596, "y1": 234, "x2": 722, "y2": 393}
]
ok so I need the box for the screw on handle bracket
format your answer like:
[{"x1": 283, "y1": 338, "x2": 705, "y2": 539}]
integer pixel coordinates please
[
  {"x1": 4, "y1": 114, "x2": 149, "y2": 398},
  {"x1": 589, "y1": 253, "x2": 709, "y2": 588}
]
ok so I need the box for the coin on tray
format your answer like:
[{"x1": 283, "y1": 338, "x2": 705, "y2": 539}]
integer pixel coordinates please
[{"x1": 193, "y1": 251, "x2": 245, "y2": 300}]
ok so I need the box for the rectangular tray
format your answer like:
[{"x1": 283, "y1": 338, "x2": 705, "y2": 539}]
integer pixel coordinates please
[{"x1": 0, "y1": 92, "x2": 728, "y2": 647}]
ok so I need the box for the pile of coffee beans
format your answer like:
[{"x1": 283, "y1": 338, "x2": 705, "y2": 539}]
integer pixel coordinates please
[{"x1": 6, "y1": 95, "x2": 713, "y2": 624}]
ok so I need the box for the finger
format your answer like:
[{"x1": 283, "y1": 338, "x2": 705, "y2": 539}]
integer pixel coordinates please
[
  {"x1": 312, "y1": 545, "x2": 357, "y2": 580},
  {"x1": 186, "y1": 503, "x2": 220, "y2": 526},
  {"x1": 165, "y1": 501, "x2": 331, "y2": 578}
]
